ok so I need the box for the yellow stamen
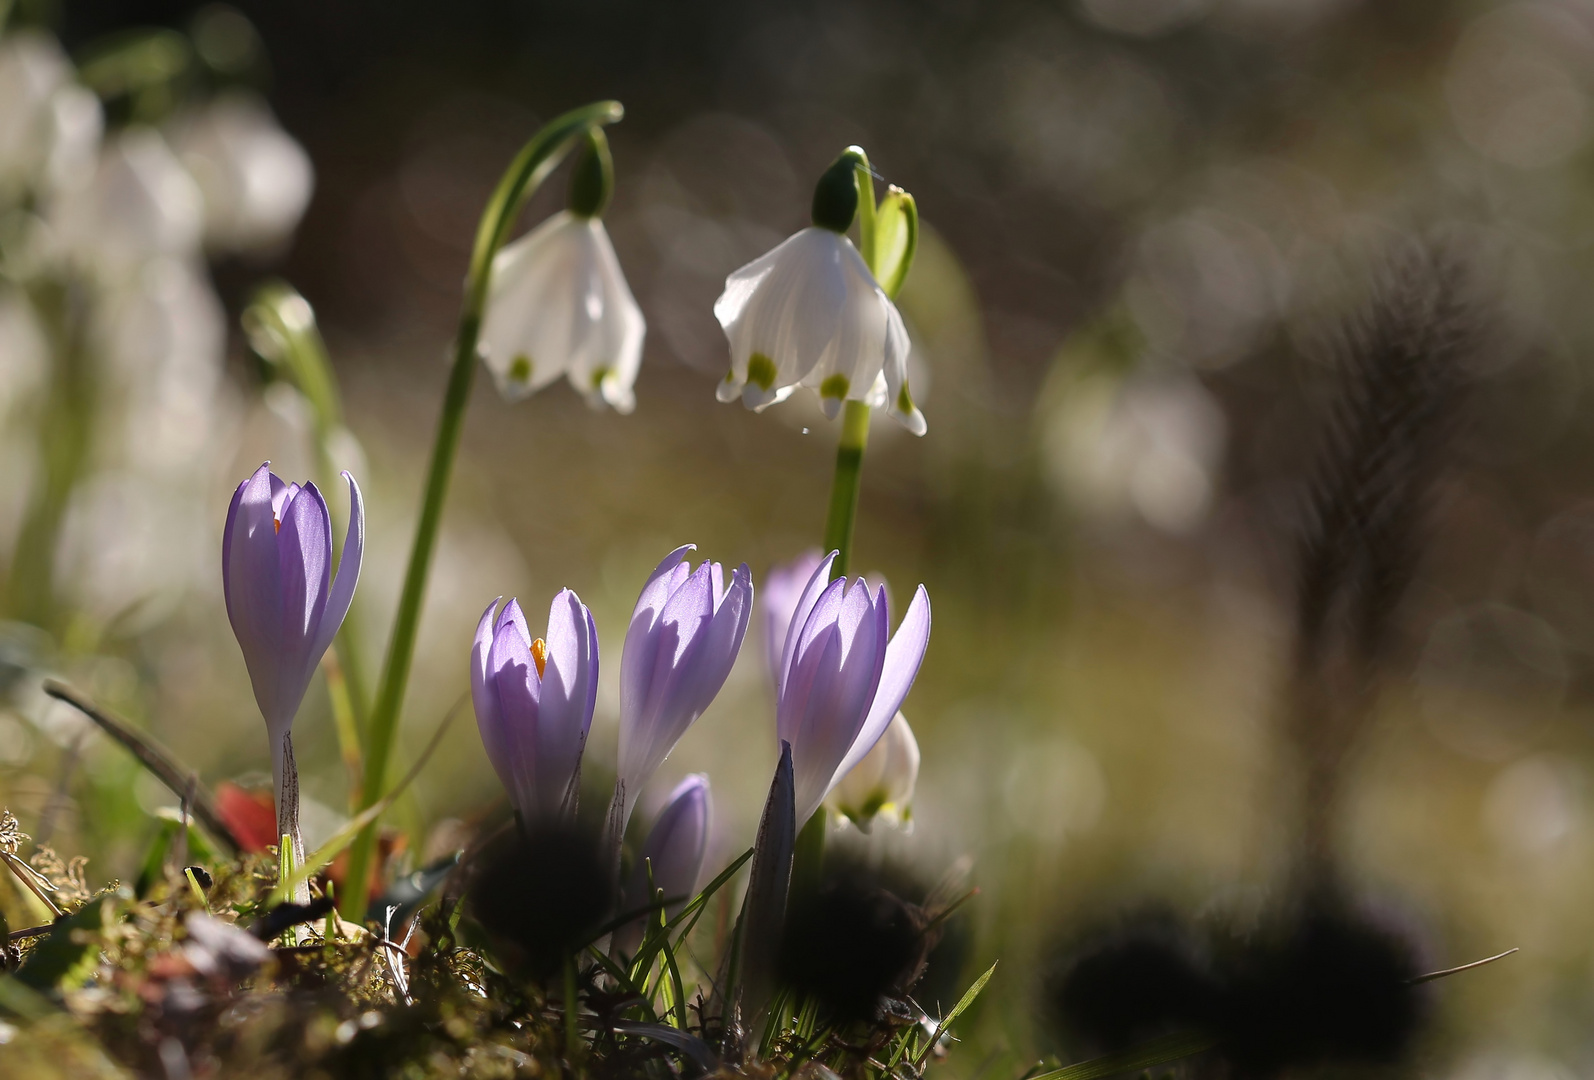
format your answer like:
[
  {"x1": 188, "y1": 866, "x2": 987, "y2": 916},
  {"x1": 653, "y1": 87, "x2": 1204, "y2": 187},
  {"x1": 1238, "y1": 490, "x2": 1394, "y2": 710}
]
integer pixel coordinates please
[{"x1": 531, "y1": 638, "x2": 547, "y2": 678}]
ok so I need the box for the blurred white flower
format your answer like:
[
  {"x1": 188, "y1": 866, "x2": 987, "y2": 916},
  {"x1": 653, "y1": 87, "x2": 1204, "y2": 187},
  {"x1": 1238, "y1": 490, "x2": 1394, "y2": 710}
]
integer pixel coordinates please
[
  {"x1": 478, "y1": 210, "x2": 646, "y2": 413},
  {"x1": 0, "y1": 31, "x2": 70, "y2": 189},
  {"x1": 55, "y1": 128, "x2": 204, "y2": 276},
  {"x1": 96, "y1": 258, "x2": 227, "y2": 475},
  {"x1": 170, "y1": 93, "x2": 314, "y2": 254},
  {"x1": 828, "y1": 711, "x2": 920, "y2": 830},
  {"x1": 42, "y1": 86, "x2": 103, "y2": 195},
  {"x1": 713, "y1": 227, "x2": 926, "y2": 434},
  {"x1": 0, "y1": 31, "x2": 101, "y2": 198},
  {"x1": 1041, "y1": 371, "x2": 1226, "y2": 535}
]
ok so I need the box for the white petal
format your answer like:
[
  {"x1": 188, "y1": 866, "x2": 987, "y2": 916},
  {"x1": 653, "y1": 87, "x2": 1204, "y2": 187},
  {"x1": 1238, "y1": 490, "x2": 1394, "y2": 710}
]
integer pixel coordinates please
[
  {"x1": 563, "y1": 218, "x2": 646, "y2": 413},
  {"x1": 479, "y1": 212, "x2": 586, "y2": 399}
]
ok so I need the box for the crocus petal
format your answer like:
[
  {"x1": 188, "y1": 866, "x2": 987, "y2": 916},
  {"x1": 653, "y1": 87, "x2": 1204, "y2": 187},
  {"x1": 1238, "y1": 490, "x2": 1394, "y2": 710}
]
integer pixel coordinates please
[
  {"x1": 777, "y1": 550, "x2": 838, "y2": 701},
  {"x1": 225, "y1": 463, "x2": 287, "y2": 726},
  {"x1": 761, "y1": 551, "x2": 823, "y2": 690},
  {"x1": 832, "y1": 584, "x2": 931, "y2": 785},
  {"x1": 620, "y1": 547, "x2": 696, "y2": 703},
  {"x1": 788, "y1": 581, "x2": 888, "y2": 823},
  {"x1": 537, "y1": 589, "x2": 598, "y2": 817},
  {"x1": 485, "y1": 616, "x2": 542, "y2": 817},
  {"x1": 309, "y1": 471, "x2": 365, "y2": 663},
  {"x1": 270, "y1": 481, "x2": 332, "y2": 732},
  {"x1": 619, "y1": 563, "x2": 714, "y2": 790},
  {"x1": 470, "y1": 597, "x2": 504, "y2": 736},
  {"x1": 628, "y1": 774, "x2": 711, "y2": 916}
]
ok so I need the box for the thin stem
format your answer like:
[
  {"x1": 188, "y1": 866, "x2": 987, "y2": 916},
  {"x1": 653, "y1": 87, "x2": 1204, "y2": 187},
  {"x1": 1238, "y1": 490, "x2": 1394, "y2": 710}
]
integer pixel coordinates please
[
  {"x1": 340, "y1": 101, "x2": 624, "y2": 925},
  {"x1": 819, "y1": 401, "x2": 872, "y2": 580},
  {"x1": 6, "y1": 280, "x2": 93, "y2": 628}
]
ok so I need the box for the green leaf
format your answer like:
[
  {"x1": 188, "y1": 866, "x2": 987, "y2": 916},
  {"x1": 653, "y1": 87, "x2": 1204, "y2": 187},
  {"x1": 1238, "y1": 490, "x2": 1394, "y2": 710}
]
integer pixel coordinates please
[
  {"x1": 914, "y1": 959, "x2": 998, "y2": 1069},
  {"x1": 1027, "y1": 1030, "x2": 1218, "y2": 1080},
  {"x1": 16, "y1": 897, "x2": 105, "y2": 991},
  {"x1": 871, "y1": 186, "x2": 919, "y2": 300}
]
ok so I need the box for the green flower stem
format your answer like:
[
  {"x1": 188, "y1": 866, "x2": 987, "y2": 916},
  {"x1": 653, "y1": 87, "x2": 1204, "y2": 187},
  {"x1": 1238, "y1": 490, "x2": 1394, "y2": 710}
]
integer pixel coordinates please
[
  {"x1": 6, "y1": 280, "x2": 93, "y2": 630},
  {"x1": 818, "y1": 153, "x2": 888, "y2": 585},
  {"x1": 340, "y1": 101, "x2": 623, "y2": 925},
  {"x1": 819, "y1": 401, "x2": 872, "y2": 582}
]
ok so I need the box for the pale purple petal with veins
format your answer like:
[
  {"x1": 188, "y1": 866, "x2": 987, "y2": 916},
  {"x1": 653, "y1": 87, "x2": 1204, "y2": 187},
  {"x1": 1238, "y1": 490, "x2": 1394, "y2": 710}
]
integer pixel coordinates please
[
  {"x1": 770, "y1": 553, "x2": 932, "y2": 825},
  {"x1": 625, "y1": 774, "x2": 711, "y2": 920},
  {"x1": 760, "y1": 550, "x2": 822, "y2": 690},
  {"x1": 616, "y1": 547, "x2": 753, "y2": 829},
  {"x1": 469, "y1": 589, "x2": 599, "y2": 823},
  {"x1": 830, "y1": 585, "x2": 930, "y2": 785},
  {"x1": 222, "y1": 462, "x2": 363, "y2": 738}
]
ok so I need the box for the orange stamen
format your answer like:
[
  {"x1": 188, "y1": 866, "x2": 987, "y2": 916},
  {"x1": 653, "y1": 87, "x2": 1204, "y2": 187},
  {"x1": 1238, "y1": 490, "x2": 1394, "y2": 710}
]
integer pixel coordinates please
[{"x1": 531, "y1": 638, "x2": 548, "y2": 678}]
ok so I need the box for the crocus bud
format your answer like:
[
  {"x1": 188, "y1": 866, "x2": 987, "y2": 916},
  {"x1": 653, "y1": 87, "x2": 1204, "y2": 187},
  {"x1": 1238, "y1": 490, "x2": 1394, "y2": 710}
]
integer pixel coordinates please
[
  {"x1": 222, "y1": 463, "x2": 364, "y2": 880},
  {"x1": 169, "y1": 93, "x2": 314, "y2": 254},
  {"x1": 472, "y1": 590, "x2": 599, "y2": 824},
  {"x1": 713, "y1": 218, "x2": 925, "y2": 435},
  {"x1": 760, "y1": 550, "x2": 823, "y2": 689},
  {"x1": 776, "y1": 551, "x2": 931, "y2": 824},
  {"x1": 828, "y1": 711, "x2": 919, "y2": 830},
  {"x1": 613, "y1": 546, "x2": 752, "y2": 833},
  {"x1": 477, "y1": 207, "x2": 645, "y2": 413},
  {"x1": 623, "y1": 774, "x2": 711, "y2": 925}
]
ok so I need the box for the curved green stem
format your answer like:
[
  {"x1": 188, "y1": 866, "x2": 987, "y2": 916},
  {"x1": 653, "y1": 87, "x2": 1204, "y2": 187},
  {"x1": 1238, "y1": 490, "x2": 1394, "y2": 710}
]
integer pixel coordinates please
[
  {"x1": 340, "y1": 100, "x2": 623, "y2": 924},
  {"x1": 244, "y1": 282, "x2": 371, "y2": 727}
]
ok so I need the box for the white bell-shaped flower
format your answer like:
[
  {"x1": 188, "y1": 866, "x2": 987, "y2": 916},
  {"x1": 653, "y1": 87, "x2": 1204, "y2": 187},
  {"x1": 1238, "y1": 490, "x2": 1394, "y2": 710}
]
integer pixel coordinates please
[
  {"x1": 827, "y1": 710, "x2": 920, "y2": 830},
  {"x1": 169, "y1": 93, "x2": 314, "y2": 254},
  {"x1": 478, "y1": 209, "x2": 645, "y2": 412},
  {"x1": 0, "y1": 31, "x2": 101, "y2": 198},
  {"x1": 713, "y1": 227, "x2": 925, "y2": 435},
  {"x1": 0, "y1": 31, "x2": 70, "y2": 189},
  {"x1": 55, "y1": 128, "x2": 204, "y2": 276}
]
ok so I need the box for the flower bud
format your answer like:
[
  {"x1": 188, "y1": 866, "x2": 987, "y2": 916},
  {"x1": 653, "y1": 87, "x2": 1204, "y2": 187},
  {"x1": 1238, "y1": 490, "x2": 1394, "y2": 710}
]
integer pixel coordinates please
[{"x1": 828, "y1": 711, "x2": 919, "y2": 830}]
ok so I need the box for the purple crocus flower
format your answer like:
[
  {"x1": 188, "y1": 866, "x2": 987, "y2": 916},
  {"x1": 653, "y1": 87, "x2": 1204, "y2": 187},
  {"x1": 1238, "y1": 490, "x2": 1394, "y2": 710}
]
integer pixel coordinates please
[
  {"x1": 613, "y1": 545, "x2": 752, "y2": 832},
  {"x1": 624, "y1": 774, "x2": 711, "y2": 921},
  {"x1": 760, "y1": 549, "x2": 822, "y2": 687},
  {"x1": 776, "y1": 551, "x2": 931, "y2": 824},
  {"x1": 472, "y1": 589, "x2": 599, "y2": 823},
  {"x1": 223, "y1": 462, "x2": 364, "y2": 869}
]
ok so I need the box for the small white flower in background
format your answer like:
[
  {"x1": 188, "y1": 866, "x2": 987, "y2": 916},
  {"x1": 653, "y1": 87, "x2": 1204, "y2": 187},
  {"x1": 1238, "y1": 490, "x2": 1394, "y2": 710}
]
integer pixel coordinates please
[
  {"x1": 1041, "y1": 370, "x2": 1227, "y2": 536},
  {"x1": 828, "y1": 711, "x2": 920, "y2": 830},
  {"x1": 0, "y1": 31, "x2": 70, "y2": 187},
  {"x1": 169, "y1": 93, "x2": 314, "y2": 254},
  {"x1": 55, "y1": 128, "x2": 204, "y2": 276},
  {"x1": 713, "y1": 148, "x2": 925, "y2": 435},
  {"x1": 96, "y1": 258, "x2": 227, "y2": 473},
  {"x1": 479, "y1": 210, "x2": 646, "y2": 412},
  {"x1": 0, "y1": 31, "x2": 101, "y2": 197}
]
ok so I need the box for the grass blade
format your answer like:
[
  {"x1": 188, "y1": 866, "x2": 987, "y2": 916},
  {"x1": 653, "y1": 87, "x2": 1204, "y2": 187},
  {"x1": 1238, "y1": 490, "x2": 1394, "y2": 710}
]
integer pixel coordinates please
[{"x1": 1027, "y1": 1031, "x2": 1217, "y2": 1080}]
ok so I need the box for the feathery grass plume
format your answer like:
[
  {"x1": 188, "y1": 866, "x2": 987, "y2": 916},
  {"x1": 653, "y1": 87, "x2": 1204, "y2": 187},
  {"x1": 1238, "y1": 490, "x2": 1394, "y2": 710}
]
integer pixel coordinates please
[{"x1": 1288, "y1": 240, "x2": 1475, "y2": 876}]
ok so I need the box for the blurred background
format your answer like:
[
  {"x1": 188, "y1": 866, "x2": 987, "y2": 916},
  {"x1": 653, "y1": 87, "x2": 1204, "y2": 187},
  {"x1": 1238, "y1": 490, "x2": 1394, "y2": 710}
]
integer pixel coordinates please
[{"x1": 4, "y1": 0, "x2": 1594, "y2": 1073}]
